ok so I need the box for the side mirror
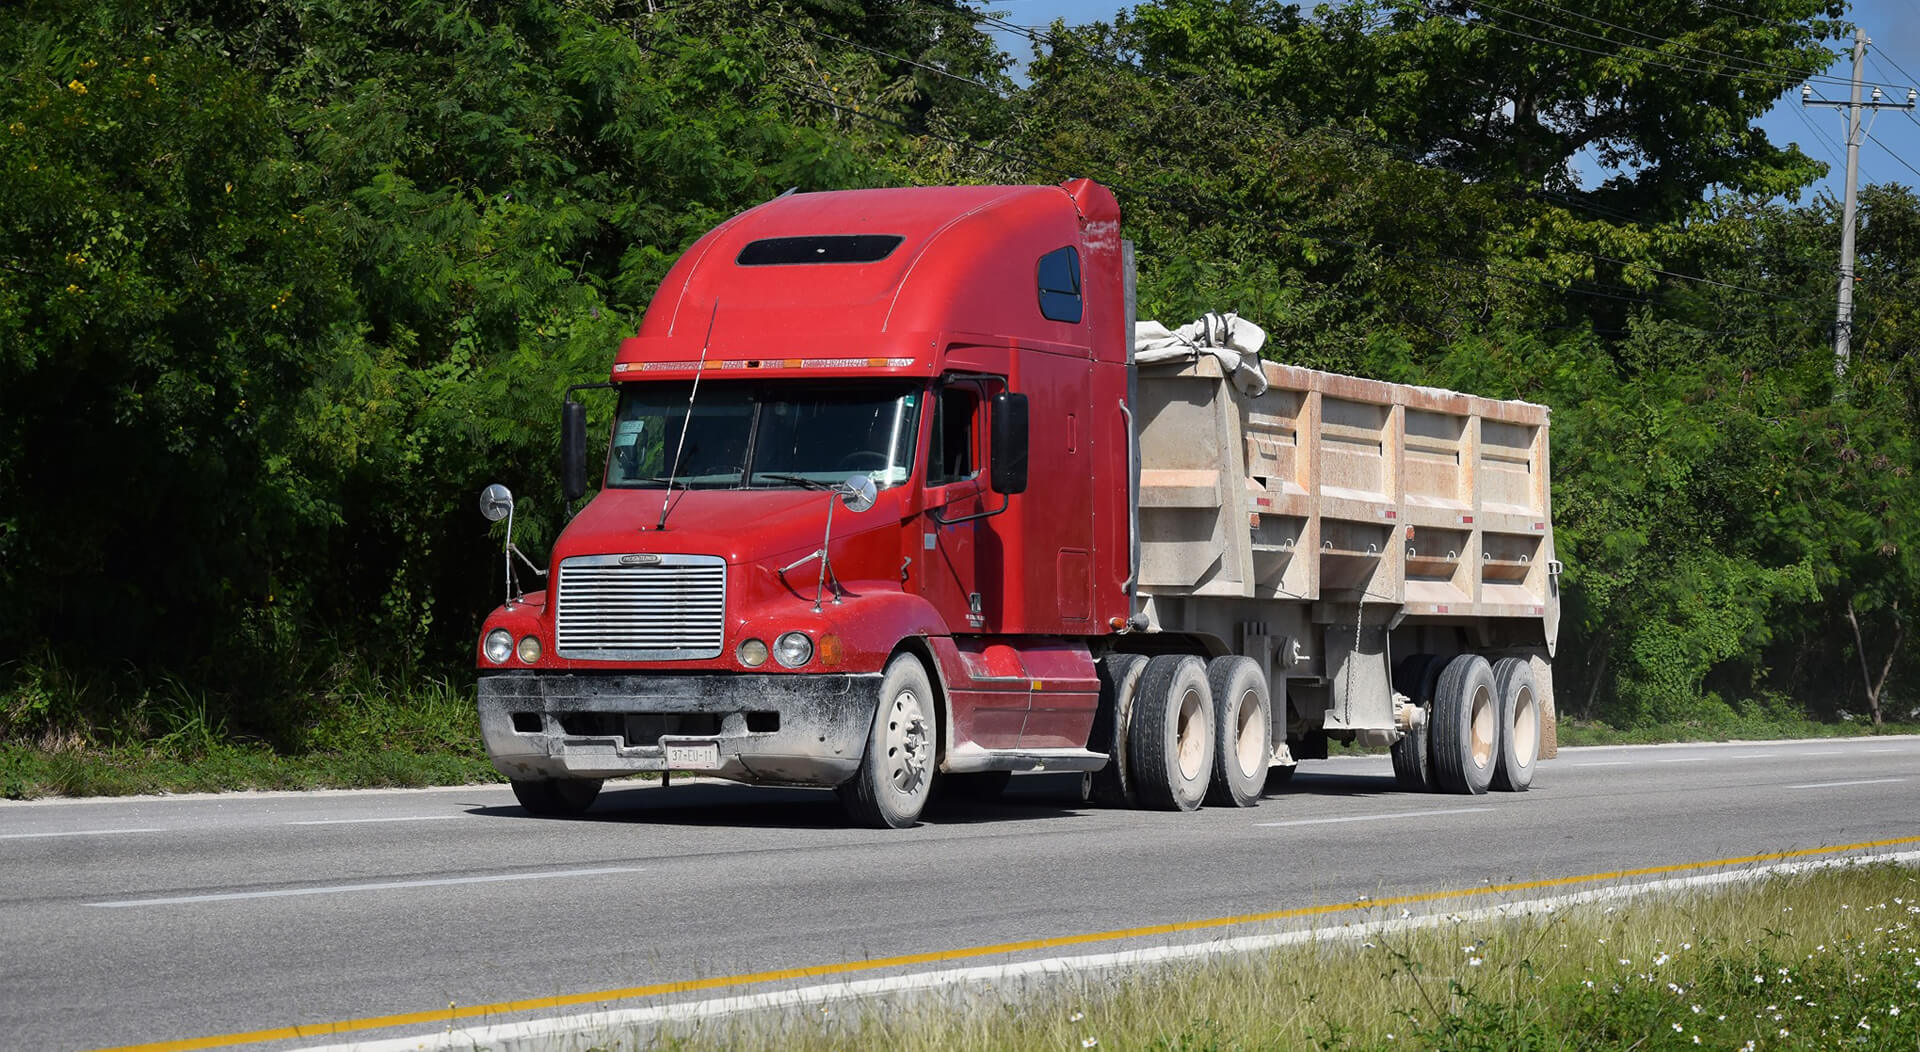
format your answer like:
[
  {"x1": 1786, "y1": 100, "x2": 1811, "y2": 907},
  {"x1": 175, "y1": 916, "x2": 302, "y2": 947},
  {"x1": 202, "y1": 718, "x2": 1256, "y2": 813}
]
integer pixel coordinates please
[
  {"x1": 561, "y1": 400, "x2": 588, "y2": 503},
  {"x1": 990, "y1": 391, "x2": 1029, "y2": 495},
  {"x1": 479, "y1": 483, "x2": 513, "y2": 522},
  {"x1": 836, "y1": 474, "x2": 878, "y2": 513}
]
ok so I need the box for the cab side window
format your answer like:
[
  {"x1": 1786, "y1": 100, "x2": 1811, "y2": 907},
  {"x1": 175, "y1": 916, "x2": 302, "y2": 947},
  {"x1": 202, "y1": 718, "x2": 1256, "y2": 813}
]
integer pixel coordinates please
[
  {"x1": 927, "y1": 385, "x2": 979, "y2": 485},
  {"x1": 1037, "y1": 245, "x2": 1082, "y2": 323}
]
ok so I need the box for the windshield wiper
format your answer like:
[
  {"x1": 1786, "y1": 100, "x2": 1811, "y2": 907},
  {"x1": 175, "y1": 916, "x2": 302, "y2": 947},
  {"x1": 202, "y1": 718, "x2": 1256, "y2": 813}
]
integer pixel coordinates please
[{"x1": 756, "y1": 474, "x2": 832, "y2": 490}]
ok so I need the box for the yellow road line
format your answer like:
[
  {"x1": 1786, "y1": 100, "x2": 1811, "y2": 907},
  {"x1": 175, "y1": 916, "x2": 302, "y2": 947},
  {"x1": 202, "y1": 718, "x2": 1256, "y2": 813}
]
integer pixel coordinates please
[{"x1": 91, "y1": 833, "x2": 1920, "y2": 1052}]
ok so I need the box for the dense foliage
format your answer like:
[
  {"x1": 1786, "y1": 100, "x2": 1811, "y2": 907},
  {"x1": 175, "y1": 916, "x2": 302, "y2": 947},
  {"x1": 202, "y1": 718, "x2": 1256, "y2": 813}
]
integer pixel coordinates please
[{"x1": 1, "y1": 0, "x2": 1914, "y2": 750}]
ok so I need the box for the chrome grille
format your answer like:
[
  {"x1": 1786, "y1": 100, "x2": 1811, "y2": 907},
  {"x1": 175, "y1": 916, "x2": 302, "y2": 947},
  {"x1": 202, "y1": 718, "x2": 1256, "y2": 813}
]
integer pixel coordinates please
[{"x1": 554, "y1": 554, "x2": 726, "y2": 660}]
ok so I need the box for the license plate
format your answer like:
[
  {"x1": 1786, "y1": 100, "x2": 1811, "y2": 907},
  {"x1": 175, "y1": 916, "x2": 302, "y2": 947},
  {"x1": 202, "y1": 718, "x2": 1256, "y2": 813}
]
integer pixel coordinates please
[{"x1": 663, "y1": 741, "x2": 721, "y2": 770}]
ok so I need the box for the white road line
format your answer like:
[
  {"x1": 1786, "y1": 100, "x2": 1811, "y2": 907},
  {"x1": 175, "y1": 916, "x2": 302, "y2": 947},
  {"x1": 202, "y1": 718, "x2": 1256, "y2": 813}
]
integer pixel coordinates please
[
  {"x1": 1730, "y1": 753, "x2": 1773, "y2": 758},
  {"x1": 1571, "y1": 761, "x2": 1633, "y2": 767},
  {"x1": 1655, "y1": 757, "x2": 1707, "y2": 763},
  {"x1": 0, "y1": 827, "x2": 165, "y2": 841},
  {"x1": 1257, "y1": 807, "x2": 1491, "y2": 828},
  {"x1": 287, "y1": 816, "x2": 461, "y2": 826},
  {"x1": 87, "y1": 866, "x2": 644, "y2": 908},
  {"x1": 1801, "y1": 750, "x2": 1844, "y2": 756},
  {"x1": 301, "y1": 848, "x2": 1920, "y2": 1052},
  {"x1": 1786, "y1": 778, "x2": 1906, "y2": 790}
]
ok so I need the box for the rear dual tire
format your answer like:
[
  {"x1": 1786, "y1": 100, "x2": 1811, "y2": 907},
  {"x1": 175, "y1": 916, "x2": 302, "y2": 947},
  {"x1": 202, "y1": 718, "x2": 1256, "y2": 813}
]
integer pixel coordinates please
[
  {"x1": 1129, "y1": 655, "x2": 1215, "y2": 811},
  {"x1": 1428, "y1": 653, "x2": 1540, "y2": 795},
  {"x1": 1204, "y1": 656, "x2": 1270, "y2": 808}
]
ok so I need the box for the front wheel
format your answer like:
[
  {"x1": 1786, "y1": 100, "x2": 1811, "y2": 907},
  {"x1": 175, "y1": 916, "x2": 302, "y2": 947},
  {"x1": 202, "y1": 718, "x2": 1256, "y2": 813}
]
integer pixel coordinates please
[
  {"x1": 838, "y1": 654, "x2": 938, "y2": 828},
  {"x1": 510, "y1": 777, "x2": 603, "y2": 817}
]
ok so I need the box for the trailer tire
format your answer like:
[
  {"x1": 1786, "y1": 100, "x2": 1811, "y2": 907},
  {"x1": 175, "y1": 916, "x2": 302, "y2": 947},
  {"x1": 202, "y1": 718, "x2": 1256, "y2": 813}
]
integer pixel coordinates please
[
  {"x1": 1491, "y1": 657, "x2": 1540, "y2": 792},
  {"x1": 1431, "y1": 654, "x2": 1497, "y2": 795},
  {"x1": 1128, "y1": 654, "x2": 1214, "y2": 811},
  {"x1": 838, "y1": 654, "x2": 937, "y2": 828},
  {"x1": 510, "y1": 777, "x2": 603, "y2": 817},
  {"x1": 1390, "y1": 654, "x2": 1446, "y2": 793},
  {"x1": 1204, "y1": 656, "x2": 1270, "y2": 808},
  {"x1": 1088, "y1": 654, "x2": 1149, "y2": 808}
]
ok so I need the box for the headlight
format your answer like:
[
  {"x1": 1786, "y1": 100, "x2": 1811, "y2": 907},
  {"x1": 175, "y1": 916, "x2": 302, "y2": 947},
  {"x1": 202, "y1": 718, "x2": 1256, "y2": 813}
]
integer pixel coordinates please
[
  {"x1": 737, "y1": 638, "x2": 769, "y2": 667},
  {"x1": 517, "y1": 635, "x2": 542, "y2": 664},
  {"x1": 483, "y1": 629, "x2": 513, "y2": 664},
  {"x1": 773, "y1": 631, "x2": 814, "y2": 668}
]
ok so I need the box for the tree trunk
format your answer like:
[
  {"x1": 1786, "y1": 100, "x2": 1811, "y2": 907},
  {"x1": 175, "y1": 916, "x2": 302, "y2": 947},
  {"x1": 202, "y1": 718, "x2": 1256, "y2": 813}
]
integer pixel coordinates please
[{"x1": 1844, "y1": 599, "x2": 1902, "y2": 727}]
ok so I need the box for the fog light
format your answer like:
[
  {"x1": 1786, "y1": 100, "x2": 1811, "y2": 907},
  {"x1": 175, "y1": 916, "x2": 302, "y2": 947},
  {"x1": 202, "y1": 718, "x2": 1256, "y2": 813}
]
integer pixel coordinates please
[
  {"x1": 484, "y1": 628, "x2": 513, "y2": 664},
  {"x1": 737, "y1": 638, "x2": 769, "y2": 667},
  {"x1": 517, "y1": 635, "x2": 542, "y2": 664},
  {"x1": 773, "y1": 631, "x2": 813, "y2": 668}
]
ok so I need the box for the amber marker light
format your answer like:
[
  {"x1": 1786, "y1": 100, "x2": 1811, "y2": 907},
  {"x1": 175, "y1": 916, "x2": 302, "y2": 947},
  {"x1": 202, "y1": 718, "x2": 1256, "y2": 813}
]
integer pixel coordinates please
[{"x1": 818, "y1": 634, "x2": 843, "y2": 666}]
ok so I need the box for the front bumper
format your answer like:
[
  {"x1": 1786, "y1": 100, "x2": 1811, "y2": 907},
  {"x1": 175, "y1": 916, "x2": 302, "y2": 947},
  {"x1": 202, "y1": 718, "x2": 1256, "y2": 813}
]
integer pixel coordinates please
[{"x1": 477, "y1": 671, "x2": 883, "y2": 786}]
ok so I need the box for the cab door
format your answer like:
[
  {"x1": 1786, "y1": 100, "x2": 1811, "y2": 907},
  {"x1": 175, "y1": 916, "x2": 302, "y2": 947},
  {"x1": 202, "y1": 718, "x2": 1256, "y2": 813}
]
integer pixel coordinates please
[{"x1": 916, "y1": 375, "x2": 1025, "y2": 747}]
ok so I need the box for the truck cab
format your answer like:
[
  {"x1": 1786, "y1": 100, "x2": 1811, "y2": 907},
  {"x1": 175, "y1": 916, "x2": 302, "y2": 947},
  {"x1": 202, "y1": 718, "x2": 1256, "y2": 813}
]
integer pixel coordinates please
[{"x1": 475, "y1": 181, "x2": 1135, "y2": 826}]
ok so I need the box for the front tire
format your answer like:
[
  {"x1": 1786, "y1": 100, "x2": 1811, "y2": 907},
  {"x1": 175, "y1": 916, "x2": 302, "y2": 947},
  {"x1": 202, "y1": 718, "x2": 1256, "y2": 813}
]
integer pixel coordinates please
[
  {"x1": 1204, "y1": 656, "x2": 1270, "y2": 808},
  {"x1": 1128, "y1": 655, "x2": 1214, "y2": 811},
  {"x1": 510, "y1": 777, "x2": 603, "y2": 817},
  {"x1": 838, "y1": 654, "x2": 937, "y2": 829},
  {"x1": 1431, "y1": 654, "x2": 1497, "y2": 795}
]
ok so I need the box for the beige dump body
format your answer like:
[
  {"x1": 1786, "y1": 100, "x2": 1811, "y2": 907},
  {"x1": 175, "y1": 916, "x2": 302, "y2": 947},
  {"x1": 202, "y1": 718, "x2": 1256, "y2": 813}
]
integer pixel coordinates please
[{"x1": 1131, "y1": 354, "x2": 1559, "y2": 754}]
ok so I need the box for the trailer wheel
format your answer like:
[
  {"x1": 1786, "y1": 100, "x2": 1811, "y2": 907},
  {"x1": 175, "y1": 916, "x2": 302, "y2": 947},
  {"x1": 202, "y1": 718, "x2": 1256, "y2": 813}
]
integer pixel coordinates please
[
  {"x1": 510, "y1": 777, "x2": 603, "y2": 817},
  {"x1": 1490, "y1": 657, "x2": 1540, "y2": 792},
  {"x1": 1088, "y1": 654, "x2": 1149, "y2": 808},
  {"x1": 1128, "y1": 654, "x2": 1214, "y2": 811},
  {"x1": 1390, "y1": 654, "x2": 1446, "y2": 793},
  {"x1": 1204, "y1": 656, "x2": 1270, "y2": 808},
  {"x1": 1431, "y1": 654, "x2": 1497, "y2": 795},
  {"x1": 838, "y1": 653, "x2": 937, "y2": 828}
]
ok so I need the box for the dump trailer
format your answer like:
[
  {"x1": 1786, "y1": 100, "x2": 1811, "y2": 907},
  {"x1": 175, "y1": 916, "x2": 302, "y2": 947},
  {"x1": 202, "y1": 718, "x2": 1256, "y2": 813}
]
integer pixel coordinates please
[{"x1": 473, "y1": 179, "x2": 1560, "y2": 827}]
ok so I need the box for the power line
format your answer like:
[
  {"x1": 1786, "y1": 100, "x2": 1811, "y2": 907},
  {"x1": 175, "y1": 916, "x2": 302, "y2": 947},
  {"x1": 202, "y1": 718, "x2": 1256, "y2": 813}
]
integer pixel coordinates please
[
  {"x1": 1864, "y1": 129, "x2": 1920, "y2": 183},
  {"x1": 1511, "y1": 0, "x2": 1860, "y2": 89},
  {"x1": 1432, "y1": 7, "x2": 1824, "y2": 93}
]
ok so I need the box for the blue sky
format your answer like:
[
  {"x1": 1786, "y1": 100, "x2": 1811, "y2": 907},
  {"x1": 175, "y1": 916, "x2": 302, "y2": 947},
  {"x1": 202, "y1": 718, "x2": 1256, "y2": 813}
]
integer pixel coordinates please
[{"x1": 980, "y1": 0, "x2": 1920, "y2": 205}]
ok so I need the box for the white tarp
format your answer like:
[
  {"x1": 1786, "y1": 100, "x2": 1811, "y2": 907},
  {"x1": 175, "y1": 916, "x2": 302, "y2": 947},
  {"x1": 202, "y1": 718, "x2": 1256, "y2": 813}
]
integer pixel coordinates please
[{"x1": 1133, "y1": 311, "x2": 1269, "y2": 396}]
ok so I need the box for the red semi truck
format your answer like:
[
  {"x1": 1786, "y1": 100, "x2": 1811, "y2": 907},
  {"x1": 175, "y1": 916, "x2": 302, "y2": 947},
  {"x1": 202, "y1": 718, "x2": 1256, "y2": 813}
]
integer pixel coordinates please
[{"x1": 474, "y1": 179, "x2": 1561, "y2": 827}]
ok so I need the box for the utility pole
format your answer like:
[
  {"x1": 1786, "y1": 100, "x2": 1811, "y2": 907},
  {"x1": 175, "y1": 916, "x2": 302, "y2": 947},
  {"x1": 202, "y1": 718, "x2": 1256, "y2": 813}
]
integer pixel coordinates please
[{"x1": 1803, "y1": 28, "x2": 1917, "y2": 387}]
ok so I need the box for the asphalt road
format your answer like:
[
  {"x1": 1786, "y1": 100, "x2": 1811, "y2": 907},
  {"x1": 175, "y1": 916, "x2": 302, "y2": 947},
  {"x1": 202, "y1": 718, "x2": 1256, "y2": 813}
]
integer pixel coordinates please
[{"x1": 2, "y1": 736, "x2": 1916, "y2": 1052}]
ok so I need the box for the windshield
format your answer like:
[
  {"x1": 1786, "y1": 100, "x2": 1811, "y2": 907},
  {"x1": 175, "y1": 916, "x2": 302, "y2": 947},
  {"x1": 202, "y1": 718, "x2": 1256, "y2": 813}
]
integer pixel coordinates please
[{"x1": 606, "y1": 380, "x2": 920, "y2": 490}]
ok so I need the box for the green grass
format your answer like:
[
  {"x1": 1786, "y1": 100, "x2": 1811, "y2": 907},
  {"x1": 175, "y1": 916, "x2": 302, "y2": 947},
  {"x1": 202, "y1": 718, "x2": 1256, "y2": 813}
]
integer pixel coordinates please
[
  {"x1": 622, "y1": 863, "x2": 1920, "y2": 1052},
  {"x1": 0, "y1": 660, "x2": 503, "y2": 799},
  {"x1": 1556, "y1": 717, "x2": 1920, "y2": 748}
]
